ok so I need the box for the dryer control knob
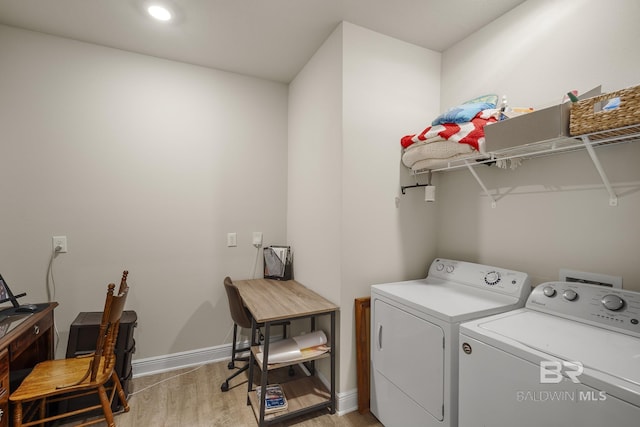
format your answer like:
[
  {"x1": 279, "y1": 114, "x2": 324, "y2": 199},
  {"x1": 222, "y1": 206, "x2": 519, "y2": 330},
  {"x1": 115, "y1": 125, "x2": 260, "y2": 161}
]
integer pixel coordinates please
[
  {"x1": 563, "y1": 289, "x2": 578, "y2": 301},
  {"x1": 602, "y1": 294, "x2": 625, "y2": 311},
  {"x1": 436, "y1": 263, "x2": 444, "y2": 271},
  {"x1": 543, "y1": 286, "x2": 556, "y2": 297},
  {"x1": 484, "y1": 271, "x2": 501, "y2": 285},
  {"x1": 446, "y1": 265, "x2": 455, "y2": 273}
]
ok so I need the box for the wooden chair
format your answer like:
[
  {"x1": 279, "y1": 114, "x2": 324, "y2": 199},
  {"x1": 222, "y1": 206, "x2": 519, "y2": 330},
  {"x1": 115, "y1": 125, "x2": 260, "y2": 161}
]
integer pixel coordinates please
[
  {"x1": 10, "y1": 271, "x2": 131, "y2": 427},
  {"x1": 220, "y1": 277, "x2": 291, "y2": 392}
]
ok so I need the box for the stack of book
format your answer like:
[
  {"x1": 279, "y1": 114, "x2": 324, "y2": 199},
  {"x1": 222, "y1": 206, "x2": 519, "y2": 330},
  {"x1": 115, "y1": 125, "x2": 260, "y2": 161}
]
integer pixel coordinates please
[{"x1": 256, "y1": 384, "x2": 288, "y2": 413}]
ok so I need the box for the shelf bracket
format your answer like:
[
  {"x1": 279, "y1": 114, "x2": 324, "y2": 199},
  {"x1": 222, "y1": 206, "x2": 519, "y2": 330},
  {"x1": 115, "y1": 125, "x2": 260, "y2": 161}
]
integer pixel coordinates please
[
  {"x1": 580, "y1": 136, "x2": 618, "y2": 206},
  {"x1": 400, "y1": 183, "x2": 430, "y2": 195},
  {"x1": 464, "y1": 160, "x2": 497, "y2": 208},
  {"x1": 401, "y1": 170, "x2": 432, "y2": 195}
]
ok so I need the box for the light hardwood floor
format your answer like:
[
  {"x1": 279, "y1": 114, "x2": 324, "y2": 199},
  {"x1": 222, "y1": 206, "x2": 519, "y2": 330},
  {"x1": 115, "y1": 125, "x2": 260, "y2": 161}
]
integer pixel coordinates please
[{"x1": 59, "y1": 360, "x2": 382, "y2": 427}]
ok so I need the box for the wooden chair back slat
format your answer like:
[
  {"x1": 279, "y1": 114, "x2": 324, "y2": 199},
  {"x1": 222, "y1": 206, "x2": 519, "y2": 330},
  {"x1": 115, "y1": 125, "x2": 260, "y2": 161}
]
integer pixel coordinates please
[{"x1": 91, "y1": 271, "x2": 129, "y2": 382}]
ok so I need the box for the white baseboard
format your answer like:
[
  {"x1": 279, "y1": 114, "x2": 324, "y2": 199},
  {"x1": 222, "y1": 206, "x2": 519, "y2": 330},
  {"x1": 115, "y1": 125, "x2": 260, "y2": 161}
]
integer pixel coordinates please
[
  {"x1": 336, "y1": 388, "x2": 359, "y2": 415},
  {"x1": 132, "y1": 343, "x2": 230, "y2": 378},
  {"x1": 131, "y1": 344, "x2": 359, "y2": 415}
]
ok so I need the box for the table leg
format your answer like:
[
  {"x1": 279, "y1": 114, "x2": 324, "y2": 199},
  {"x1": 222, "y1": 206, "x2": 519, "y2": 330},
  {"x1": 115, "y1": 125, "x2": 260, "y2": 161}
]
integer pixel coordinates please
[
  {"x1": 258, "y1": 321, "x2": 271, "y2": 426},
  {"x1": 247, "y1": 317, "x2": 258, "y2": 405},
  {"x1": 308, "y1": 316, "x2": 317, "y2": 375}
]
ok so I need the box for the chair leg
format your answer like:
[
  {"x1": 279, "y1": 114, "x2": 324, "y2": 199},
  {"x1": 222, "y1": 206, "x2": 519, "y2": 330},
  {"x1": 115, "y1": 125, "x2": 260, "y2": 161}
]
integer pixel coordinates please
[
  {"x1": 13, "y1": 401, "x2": 23, "y2": 427},
  {"x1": 228, "y1": 323, "x2": 239, "y2": 369},
  {"x1": 112, "y1": 371, "x2": 130, "y2": 412},
  {"x1": 221, "y1": 363, "x2": 249, "y2": 392},
  {"x1": 98, "y1": 385, "x2": 116, "y2": 427},
  {"x1": 252, "y1": 324, "x2": 259, "y2": 346},
  {"x1": 39, "y1": 398, "x2": 46, "y2": 427}
]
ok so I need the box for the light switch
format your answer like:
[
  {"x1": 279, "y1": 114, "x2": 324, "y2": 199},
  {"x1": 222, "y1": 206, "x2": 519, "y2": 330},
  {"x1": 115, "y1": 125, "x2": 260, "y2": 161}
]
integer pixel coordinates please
[{"x1": 227, "y1": 233, "x2": 237, "y2": 247}]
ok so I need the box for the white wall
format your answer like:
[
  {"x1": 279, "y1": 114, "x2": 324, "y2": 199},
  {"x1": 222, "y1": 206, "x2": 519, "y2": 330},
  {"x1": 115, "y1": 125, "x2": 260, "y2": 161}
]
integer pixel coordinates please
[
  {"x1": 287, "y1": 23, "x2": 346, "y2": 396},
  {"x1": 0, "y1": 25, "x2": 289, "y2": 359},
  {"x1": 288, "y1": 24, "x2": 344, "y2": 307},
  {"x1": 438, "y1": 0, "x2": 640, "y2": 289},
  {"x1": 289, "y1": 21, "x2": 441, "y2": 394},
  {"x1": 341, "y1": 23, "x2": 441, "y2": 392}
]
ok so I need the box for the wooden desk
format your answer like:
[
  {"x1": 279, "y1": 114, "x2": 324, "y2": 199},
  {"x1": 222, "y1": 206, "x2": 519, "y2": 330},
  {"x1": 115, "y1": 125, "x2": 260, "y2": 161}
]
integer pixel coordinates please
[
  {"x1": 0, "y1": 303, "x2": 58, "y2": 427},
  {"x1": 234, "y1": 279, "x2": 338, "y2": 426}
]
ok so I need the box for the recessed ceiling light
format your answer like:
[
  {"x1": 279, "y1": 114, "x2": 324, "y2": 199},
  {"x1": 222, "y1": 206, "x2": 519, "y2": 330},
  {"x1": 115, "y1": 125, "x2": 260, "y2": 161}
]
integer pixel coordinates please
[{"x1": 147, "y1": 5, "x2": 172, "y2": 21}]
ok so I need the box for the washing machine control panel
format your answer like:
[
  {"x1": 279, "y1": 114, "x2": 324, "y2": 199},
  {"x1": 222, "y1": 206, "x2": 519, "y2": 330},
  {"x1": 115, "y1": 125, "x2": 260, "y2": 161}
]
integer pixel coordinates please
[
  {"x1": 527, "y1": 281, "x2": 640, "y2": 337},
  {"x1": 428, "y1": 258, "x2": 530, "y2": 299}
]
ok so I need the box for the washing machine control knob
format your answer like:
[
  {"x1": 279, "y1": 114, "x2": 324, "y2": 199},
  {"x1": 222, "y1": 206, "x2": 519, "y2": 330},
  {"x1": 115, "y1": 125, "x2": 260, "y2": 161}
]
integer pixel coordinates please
[
  {"x1": 563, "y1": 289, "x2": 578, "y2": 301},
  {"x1": 484, "y1": 271, "x2": 501, "y2": 285},
  {"x1": 446, "y1": 265, "x2": 455, "y2": 273},
  {"x1": 436, "y1": 263, "x2": 444, "y2": 271},
  {"x1": 543, "y1": 286, "x2": 556, "y2": 297},
  {"x1": 602, "y1": 294, "x2": 625, "y2": 311}
]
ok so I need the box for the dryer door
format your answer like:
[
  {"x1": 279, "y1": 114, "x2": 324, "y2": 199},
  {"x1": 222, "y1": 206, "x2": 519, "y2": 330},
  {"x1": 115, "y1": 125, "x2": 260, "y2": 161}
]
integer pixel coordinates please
[{"x1": 373, "y1": 298, "x2": 445, "y2": 421}]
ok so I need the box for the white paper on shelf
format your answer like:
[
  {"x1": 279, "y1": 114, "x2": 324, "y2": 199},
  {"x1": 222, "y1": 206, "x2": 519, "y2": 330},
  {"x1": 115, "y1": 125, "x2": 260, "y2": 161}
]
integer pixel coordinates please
[
  {"x1": 257, "y1": 330, "x2": 328, "y2": 364},
  {"x1": 291, "y1": 330, "x2": 326, "y2": 349}
]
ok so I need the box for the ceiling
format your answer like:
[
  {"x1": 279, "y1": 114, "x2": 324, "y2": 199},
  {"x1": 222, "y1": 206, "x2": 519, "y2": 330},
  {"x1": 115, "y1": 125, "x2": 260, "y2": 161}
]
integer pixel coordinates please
[{"x1": 0, "y1": 0, "x2": 525, "y2": 83}]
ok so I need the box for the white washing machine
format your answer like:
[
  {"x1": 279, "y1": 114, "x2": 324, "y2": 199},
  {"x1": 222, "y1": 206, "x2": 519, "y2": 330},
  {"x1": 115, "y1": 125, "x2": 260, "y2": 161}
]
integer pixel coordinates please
[
  {"x1": 370, "y1": 258, "x2": 531, "y2": 427},
  {"x1": 459, "y1": 281, "x2": 640, "y2": 427}
]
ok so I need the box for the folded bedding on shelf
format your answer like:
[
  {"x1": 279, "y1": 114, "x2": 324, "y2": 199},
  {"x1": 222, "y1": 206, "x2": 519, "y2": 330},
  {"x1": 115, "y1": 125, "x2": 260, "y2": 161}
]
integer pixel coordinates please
[
  {"x1": 401, "y1": 109, "x2": 500, "y2": 150},
  {"x1": 409, "y1": 152, "x2": 482, "y2": 173},
  {"x1": 400, "y1": 108, "x2": 500, "y2": 172},
  {"x1": 407, "y1": 143, "x2": 522, "y2": 172},
  {"x1": 402, "y1": 139, "x2": 474, "y2": 168},
  {"x1": 431, "y1": 101, "x2": 496, "y2": 126}
]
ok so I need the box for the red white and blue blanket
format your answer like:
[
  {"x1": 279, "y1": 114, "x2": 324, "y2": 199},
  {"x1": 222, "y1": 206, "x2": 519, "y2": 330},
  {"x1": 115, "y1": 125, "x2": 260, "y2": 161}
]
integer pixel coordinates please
[
  {"x1": 401, "y1": 109, "x2": 500, "y2": 151},
  {"x1": 400, "y1": 109, "x2": 500, "y2": 171}
]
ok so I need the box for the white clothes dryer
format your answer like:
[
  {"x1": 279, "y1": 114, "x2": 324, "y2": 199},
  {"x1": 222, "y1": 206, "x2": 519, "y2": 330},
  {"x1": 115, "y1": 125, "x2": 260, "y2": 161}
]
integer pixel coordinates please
[
  {"x1": 458, "y1": 281, "x2": 640, "y2": 427},
  {"x1": 370, "y1": 258, "x2": 531, "y2": 427}
]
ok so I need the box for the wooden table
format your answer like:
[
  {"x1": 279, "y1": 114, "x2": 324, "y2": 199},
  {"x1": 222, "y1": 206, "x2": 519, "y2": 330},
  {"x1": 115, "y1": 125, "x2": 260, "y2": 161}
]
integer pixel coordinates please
[
  {"x1": 234, "y1": 279, "x2": 338, "y2": 426},
  {"x1": 0, "y1": 302, "x2": 58, "y2": 427}
]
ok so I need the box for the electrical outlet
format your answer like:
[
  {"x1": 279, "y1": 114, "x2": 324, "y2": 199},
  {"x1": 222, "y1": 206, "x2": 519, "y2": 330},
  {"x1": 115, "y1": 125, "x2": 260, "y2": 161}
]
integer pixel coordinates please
[
  {"x1": 52, "y1": 236, "x2": 68, "y2": 253},
  {"x1": 227, "y1": 232, "x2": 237, "y2": 247},
  {"x1": 252, "y1": 232, "x2": 263, "y2": 248}
]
